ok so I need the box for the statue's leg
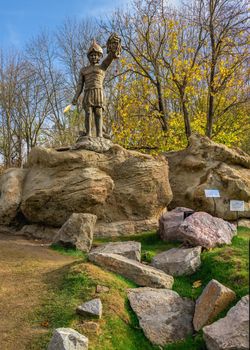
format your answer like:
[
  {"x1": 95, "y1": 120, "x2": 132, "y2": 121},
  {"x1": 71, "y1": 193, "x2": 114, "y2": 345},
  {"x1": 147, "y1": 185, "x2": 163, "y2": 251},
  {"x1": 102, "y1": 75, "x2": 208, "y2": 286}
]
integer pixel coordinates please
[
  {"x1": 85, "y1": 107, "x2": 92, "y2": 137},
  {"x1": 95, "y1": 107, "x2": 103, "y2": 138}
]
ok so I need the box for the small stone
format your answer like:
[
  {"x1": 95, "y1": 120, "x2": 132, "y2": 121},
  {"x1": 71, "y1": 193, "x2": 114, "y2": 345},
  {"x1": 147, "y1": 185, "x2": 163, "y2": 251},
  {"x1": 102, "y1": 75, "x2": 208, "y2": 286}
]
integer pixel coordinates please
[
  {"x1": 89, "y1": 252, "x2": 174, "y2": 289},
  {"x1": 47, "y1": 328, "x2": 88, "y2": 350},
  {"x1": 80, "y1": 321, "x2": 100, "y2": 334},
  {"x1": 151, "y1": 246, "x2": 201, "y2": 276},
  {"x1": 203, "y1": 295, "x2": 249, "y2": 350},
  {"x1": 90, "y1": 241, "x2": 141, "y2": 261},
  {"x1": 96, "y1": 285, "x2": 109, "y2": 293},
  {"x1": 128, "y1": 287, "x2": 194, "y2": 346},
  {"x1": 76, "y1": 298, "x2": 102, "y2": 319},
  {"x1": 193, "y1": 279, "x2": 236, "y2": 331}
]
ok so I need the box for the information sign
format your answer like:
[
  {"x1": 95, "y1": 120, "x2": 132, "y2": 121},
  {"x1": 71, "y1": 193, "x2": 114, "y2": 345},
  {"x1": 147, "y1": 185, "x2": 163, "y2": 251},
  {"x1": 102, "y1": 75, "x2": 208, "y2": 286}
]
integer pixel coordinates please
[
  {"x1": 204, "y1": 189, "x2": 220, "y2": 198},
  {"x1": 230, "y1": 200, "x2": 245, "y2": 212}
]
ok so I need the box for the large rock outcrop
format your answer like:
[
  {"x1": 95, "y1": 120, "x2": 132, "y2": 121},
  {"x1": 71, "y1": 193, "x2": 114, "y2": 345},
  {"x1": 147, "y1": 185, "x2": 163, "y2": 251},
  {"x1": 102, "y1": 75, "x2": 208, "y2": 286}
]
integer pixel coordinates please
[
  {"x1": 16, "y1": 143, "x2": 172, "y2": 236},
  {"x1": 0, "y1": 168, "x2": 27, "y2": 225},
  {"x1": 165, "y1": 134, "x2": 250, "y2": 220}
]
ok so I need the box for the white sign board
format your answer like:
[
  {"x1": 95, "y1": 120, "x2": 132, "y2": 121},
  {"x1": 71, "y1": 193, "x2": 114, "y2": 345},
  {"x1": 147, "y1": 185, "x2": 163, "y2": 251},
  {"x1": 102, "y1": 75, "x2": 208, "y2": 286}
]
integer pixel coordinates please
[
  {"x1": 205, "y1": 189, "x2": 220, "y2": 198},
  {"x1": 230, "y1": 200, "x2": 245, "y2": 212}
]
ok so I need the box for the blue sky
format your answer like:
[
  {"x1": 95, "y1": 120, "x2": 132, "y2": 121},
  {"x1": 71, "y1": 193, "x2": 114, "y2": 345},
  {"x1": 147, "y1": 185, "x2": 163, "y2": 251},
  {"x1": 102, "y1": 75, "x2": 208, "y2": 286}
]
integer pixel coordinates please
[{"x1": 0, "y1": 0, "x2": 131, "y2": 50}]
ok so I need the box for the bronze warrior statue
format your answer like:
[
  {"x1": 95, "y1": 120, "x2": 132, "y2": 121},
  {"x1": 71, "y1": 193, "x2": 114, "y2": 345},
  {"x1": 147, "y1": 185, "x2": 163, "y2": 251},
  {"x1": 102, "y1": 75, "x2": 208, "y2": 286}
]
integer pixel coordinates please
[{"x1": 72, "y1": 33, "x2": 121, "y2": 138}]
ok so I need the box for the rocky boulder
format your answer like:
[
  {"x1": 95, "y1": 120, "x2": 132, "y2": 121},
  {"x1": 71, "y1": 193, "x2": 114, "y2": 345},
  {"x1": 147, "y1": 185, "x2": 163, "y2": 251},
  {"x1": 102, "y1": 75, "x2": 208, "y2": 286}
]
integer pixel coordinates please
[
  {"x1": 193, "y1": 279, "x2": 236, "y2": 331},
  {"x1": 159, "y1": 207, "x2": 194, "y2": 241},
  {"x1": 151, "y1": 246, "x2": 201, "y2": 276},
  {"x1": 47, "y1": 328, "x2": 88, "y2": 350},
  {"x1": 19, "y1": 144, "x2": 172, "y2": 236},
  {"x1": 165, "y1": 134, "x2": 250, "y2": 220},
  {"x1": 53, "y1": 213, "x2": 97, "y2": 252},
  {"x1": 128, "y1": 288, "x2": 194, "y2": 346},
  {"x1": 177, "y1": 212, "x2": 236, "y2": 248},
  {"x1": 0, "y1": 168, "x2": 27, "y2": 225},
  {"x1": 203, "y1": 295, "x2": 249, "y2": 350},
  {"x1": 88, "y1": 253, "x2": 174, "y2": 289},
  {"x1": 90, "y1": 241, "x2": 141, "y2": 261}
]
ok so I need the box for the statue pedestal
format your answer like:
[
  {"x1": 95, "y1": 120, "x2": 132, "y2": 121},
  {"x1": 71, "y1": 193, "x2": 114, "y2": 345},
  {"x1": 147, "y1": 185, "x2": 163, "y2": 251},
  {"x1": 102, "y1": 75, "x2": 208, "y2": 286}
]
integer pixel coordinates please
[{"x1": 71, "y1": 136, "x2": 113, "y2": 153}]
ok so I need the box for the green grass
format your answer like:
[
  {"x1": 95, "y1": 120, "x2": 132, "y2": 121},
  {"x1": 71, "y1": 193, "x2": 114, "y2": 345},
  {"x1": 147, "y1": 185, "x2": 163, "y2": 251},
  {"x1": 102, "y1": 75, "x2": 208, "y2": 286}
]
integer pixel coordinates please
[
  {"x1": 29, "y1": 227, "x2": 249, "y2": 350},
  {"x1": 50, "y1": 243, "x2": 88, "y2": 259}
]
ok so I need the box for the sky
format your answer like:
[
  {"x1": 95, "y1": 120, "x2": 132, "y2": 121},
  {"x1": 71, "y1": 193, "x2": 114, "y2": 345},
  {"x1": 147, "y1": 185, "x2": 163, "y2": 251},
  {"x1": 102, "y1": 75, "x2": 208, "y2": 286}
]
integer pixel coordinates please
[{"x1": 0, "y1": 0, "x2": 131, "y2": 50}]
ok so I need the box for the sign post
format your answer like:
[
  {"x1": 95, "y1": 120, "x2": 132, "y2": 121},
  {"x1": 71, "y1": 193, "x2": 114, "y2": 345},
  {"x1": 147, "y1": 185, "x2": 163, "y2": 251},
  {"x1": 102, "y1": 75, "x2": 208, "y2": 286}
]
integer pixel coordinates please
[
  {"x1": 230, "y1": 200, "x2": 245, "y2": 227},
  {"x1": 204, "y1": 189, "x2": 220, "y2": 216}
]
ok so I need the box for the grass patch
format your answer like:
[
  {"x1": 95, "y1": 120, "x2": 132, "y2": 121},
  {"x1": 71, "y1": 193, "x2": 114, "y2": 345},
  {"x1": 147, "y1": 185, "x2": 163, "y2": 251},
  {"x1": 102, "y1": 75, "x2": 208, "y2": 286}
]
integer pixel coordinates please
[
  {"x1": 50, "y1": 243, "x2": 87, "y2": 259},
  {"x1": 30, "y1": 227, "x2": 249, "y2": 350},
  {"x1": 173, "y1": 228, "x2": 249, "y2": 300}
]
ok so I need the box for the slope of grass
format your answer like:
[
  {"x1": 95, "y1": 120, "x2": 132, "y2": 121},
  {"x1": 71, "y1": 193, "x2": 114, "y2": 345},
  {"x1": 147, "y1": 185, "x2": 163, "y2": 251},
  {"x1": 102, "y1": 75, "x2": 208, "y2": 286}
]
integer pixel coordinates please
[{"x1": 30, "y1": 227, "x2": 249, "y2": 350}]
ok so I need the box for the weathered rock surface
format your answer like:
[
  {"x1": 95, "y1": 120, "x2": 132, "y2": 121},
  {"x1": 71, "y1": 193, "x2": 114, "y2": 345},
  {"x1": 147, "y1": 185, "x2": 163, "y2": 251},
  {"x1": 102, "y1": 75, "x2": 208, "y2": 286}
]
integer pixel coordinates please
[
  {"x1": 151, "y1": 246, "x2": 201, "y2": 276},
  {"x1": 128, "y1": 288, "x2": 194, "y2": 346},
  {"x1": 76, "y1": 298, "x2": 102, "y2": 319},
  {"x1": 47, "y1": 328, "x2": 88, "y2": 350},
  {"x1": 20, "y1": 224, "x2": 58, "y2": 240},
  {"x1": 177, "y1": 212, "x2": 236, "y2": 248},
  {"x1": 203, "y1": 295, "x2": 249, "y2": 350},
  {"x1": 88, "y1": 253, "x2": 174, "y2": 289},
  {"x1": 193, "y1": 279, "x2": 236, "y2": 331},
  {"x1": 90, "y1": 241, "x2": 141, "y2": 261},
  {"x1": 0, "y1": 168, "x2": 27, "y2": 225},
  {"x1": 53, "y1": 213, "x2": 97, "y2": 252},
  {"x1": 159, "y1": 207, "x2": 194, "y2": 241},
  {"x1": 95, "y1": 218, "x2": 158, "y2": 237},
  {"x1": 72, "y1": 136, "x2": 113, "y2": 153},
  {"x1": 238, "y1": 219, "x2": 250, "y2": 228},
  {"x1": 19, "y1": 145, "x2": 172, "y2": 235},
  {"x1": 165, "y1": 134, "x2": 250, "y2": 220}
]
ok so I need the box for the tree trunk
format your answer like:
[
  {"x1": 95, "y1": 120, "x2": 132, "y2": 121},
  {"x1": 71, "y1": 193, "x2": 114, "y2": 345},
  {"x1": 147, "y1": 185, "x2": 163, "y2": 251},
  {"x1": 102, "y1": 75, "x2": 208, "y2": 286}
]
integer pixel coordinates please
[
  {"x1": 156, "y1": 80, "x2": 168, "y2": 132},
  {"x1": 180, "y1": 89, "x2": 192, "y2": 140},
  {"x1": 206, "y1": 0, "x2": 216, "y2": 139}
]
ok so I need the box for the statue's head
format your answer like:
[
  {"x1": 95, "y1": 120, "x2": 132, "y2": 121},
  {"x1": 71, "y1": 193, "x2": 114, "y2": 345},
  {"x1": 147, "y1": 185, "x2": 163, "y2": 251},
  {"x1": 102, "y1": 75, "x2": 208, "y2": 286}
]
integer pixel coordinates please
[{"x1": 87, "y1": 40, "x2": 103, "y2": 65}]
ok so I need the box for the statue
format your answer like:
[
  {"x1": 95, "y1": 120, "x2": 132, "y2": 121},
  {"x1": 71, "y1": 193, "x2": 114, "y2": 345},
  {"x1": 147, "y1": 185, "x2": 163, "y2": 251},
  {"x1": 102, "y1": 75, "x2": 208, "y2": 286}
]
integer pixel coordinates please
[{"x1": 72, "y1": 33, "x2": 121, "y2": 138}]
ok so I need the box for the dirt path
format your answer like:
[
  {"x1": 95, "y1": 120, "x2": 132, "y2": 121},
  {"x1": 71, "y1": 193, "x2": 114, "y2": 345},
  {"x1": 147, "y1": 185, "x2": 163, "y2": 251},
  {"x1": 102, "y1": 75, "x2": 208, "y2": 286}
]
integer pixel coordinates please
[{"x1": 0, "y1": 232, "x2": 77, "y2": 350}]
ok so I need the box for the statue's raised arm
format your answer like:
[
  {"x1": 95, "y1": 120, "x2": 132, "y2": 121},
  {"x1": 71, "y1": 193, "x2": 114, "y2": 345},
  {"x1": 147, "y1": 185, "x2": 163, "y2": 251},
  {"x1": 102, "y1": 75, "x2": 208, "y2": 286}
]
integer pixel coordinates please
[{"x1": 101, "y1": 33, "x2": 122, "y2": 70}]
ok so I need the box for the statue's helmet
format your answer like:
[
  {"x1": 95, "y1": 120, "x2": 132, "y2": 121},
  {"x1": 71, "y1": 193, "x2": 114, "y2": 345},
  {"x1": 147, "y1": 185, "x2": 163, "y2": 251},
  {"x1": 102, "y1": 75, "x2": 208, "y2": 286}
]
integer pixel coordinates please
[{"x1": 87, "y1": 40, "x2": 103, "y2": 57}]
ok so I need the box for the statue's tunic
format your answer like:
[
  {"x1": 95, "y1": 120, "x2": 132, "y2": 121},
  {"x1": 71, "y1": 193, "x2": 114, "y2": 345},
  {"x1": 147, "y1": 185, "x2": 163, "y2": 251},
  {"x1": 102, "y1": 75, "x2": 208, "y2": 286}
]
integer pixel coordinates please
[
  {"x1": 74, "y1": 54, "x2": 113, "y2": 111},
  {"x1": 82, "y1": 65, "x2": 105, "y2": 110}
]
